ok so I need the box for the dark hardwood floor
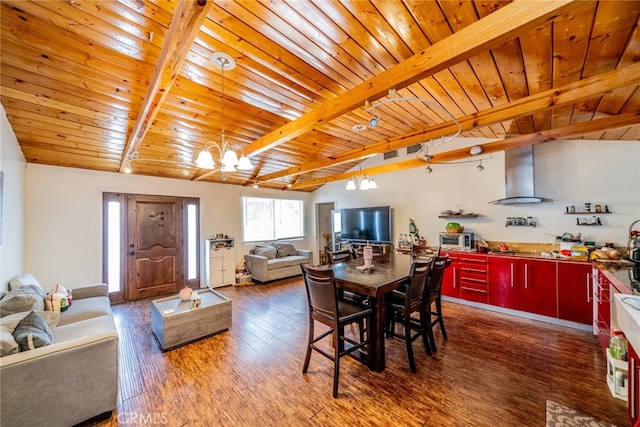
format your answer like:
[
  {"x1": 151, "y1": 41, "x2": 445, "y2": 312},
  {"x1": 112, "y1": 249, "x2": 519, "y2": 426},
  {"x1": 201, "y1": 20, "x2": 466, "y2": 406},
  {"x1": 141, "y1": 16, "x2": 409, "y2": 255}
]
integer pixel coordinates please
[{"x1": 83, "y1": 277, "x2": 627, "y2": 426}]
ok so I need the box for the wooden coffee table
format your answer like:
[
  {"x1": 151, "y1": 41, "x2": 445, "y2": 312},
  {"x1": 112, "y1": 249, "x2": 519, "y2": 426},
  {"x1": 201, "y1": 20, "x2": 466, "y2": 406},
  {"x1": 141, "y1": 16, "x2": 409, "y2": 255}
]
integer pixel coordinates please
[{"x1": 151, "y1": 288, "x2": 232, "y2": 350}]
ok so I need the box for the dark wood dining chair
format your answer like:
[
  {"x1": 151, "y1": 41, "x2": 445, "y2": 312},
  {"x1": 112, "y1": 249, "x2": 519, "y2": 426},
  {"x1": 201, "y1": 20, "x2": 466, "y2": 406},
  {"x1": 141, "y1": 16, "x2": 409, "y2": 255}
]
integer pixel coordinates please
[
  {"x1": 326, "y1": 249, "x2": 353, "y2": 265},
  {"x1": 300, "y1": 264, "x2": 373, "y2": 397},
  {"x1": 422, "y1": 255, "x2": 452, "y2": 354},
  {"x1": 384, "y1": 259, "x2": 433, "y2": 373},
  {"x1": 327, "y1": 249, "x2": 368, "y2": 306}
]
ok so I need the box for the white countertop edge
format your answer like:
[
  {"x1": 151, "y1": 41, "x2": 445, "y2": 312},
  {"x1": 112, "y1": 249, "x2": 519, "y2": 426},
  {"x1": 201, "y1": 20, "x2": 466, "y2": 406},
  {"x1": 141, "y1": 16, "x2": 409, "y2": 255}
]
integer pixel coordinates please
[{"x1": 614, "y1": 293, "x2": 640, "y2": 353}]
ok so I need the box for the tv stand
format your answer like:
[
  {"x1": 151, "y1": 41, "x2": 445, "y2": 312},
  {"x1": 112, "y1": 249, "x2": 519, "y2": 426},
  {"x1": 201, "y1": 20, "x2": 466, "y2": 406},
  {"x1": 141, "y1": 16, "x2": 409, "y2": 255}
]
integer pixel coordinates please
[{"x1": 340, "y1": 241, "x2": 394, "y2": 257}]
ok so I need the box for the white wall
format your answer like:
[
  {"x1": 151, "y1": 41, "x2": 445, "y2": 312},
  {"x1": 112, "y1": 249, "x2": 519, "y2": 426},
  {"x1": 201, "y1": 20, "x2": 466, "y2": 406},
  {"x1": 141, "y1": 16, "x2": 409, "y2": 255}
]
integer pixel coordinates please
[
  {"x1": 0, "y1": 103, "x2": 26, "y2": 289},
  {"x1": 24, "y1": 164, "x2": 313, "y2": 291},
  {"x1": 312, "y1": 138, "x2": 640, "y2": 249}
]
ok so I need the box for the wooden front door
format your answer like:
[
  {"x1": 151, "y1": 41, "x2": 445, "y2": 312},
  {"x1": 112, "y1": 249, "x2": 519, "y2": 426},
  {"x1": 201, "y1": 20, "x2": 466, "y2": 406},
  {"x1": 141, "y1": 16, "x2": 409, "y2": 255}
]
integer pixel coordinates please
[{"x1": 127, "y1": 195, "x2": 184, "y2": 300}]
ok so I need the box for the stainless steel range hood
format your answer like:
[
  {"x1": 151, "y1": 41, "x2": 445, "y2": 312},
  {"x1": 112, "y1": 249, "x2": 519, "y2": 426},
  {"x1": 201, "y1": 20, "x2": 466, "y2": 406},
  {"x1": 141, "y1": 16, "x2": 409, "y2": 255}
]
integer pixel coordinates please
[{"x1": 489, "y1": 145, "x2": 552, "y2": 205}]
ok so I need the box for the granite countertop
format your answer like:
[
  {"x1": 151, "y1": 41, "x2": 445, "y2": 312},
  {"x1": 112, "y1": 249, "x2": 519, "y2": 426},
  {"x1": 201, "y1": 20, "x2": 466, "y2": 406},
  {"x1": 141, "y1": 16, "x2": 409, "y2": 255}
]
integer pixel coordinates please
[{"x1": 596, "y1": 260, "x2": 640, "y2": 294}]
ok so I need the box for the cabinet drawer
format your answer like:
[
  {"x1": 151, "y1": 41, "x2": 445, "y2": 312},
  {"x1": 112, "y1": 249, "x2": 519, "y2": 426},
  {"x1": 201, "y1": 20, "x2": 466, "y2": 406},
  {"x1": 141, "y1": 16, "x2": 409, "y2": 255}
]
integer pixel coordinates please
[
  {"x1": 460, "y1": 281, "x2": 488, "y2": 303},
  {"x1": 459, "y1": 273, "x2": 487, "y2": 284},
  {"x1": 459, "y1": 266, "x2": 488, "y2": 276},
  {"x1": 459, "y1": 254, "x2": 488, "y2": 264}
]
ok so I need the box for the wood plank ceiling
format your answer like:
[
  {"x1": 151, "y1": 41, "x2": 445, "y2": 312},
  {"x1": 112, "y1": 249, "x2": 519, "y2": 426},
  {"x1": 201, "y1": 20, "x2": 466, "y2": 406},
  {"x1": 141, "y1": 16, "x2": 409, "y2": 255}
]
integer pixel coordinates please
[{"x1": 1, "y1": 0, "x2": 639, "y2": 192}]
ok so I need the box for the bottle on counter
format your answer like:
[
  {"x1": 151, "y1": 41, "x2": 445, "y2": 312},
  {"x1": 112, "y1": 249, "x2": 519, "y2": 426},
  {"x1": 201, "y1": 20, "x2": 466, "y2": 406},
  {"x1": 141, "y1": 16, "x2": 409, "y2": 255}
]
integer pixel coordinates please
[{"x1": 609, "y1": 330, "x2": 628, "y2": 361}]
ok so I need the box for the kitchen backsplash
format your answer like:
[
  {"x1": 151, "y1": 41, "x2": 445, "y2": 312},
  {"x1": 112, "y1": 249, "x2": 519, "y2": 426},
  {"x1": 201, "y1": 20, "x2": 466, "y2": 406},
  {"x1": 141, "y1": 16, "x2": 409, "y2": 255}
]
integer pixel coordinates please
[{"x1": 484, "y1": 240, "x2": 626, "y2": 254}]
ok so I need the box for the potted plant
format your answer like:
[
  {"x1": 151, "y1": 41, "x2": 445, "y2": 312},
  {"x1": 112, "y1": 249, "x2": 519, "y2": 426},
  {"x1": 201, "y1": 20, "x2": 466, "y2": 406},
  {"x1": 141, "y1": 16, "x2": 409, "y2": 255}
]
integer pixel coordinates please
[{"x1": 322, "y1": 232, "x2": 332, "y2": 250}]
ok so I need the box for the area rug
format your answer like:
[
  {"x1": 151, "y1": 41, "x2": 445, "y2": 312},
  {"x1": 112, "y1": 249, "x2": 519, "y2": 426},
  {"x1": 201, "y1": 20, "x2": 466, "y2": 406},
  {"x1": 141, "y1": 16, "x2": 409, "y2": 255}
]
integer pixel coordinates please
[{"x1": 546, "y1": 400, "x2": 617, "y2": 427}]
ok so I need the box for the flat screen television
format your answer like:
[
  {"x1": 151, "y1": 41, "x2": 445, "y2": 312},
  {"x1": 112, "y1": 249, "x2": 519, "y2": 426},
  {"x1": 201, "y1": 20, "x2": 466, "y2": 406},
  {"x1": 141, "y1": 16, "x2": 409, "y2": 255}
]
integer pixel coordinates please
[{"x1": 340, "y1": 206, "x2": 392, "y2": 243}]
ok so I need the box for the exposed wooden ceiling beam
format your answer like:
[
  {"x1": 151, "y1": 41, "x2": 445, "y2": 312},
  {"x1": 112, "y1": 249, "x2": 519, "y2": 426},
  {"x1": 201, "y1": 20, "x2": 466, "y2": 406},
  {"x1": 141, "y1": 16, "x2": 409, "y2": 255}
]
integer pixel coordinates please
[
  {"x1": 240, "y1": 0, "x2": 581, "y2": 159},
  {"x1": 258, "y1": 62, "x2": 640, "y2": 184},
  {"x1": 118, "y1": 0, "x2": 212, "y2": 173},
  {"x1": 289, "y1": 112, "x2": 640, "y2": 190}
]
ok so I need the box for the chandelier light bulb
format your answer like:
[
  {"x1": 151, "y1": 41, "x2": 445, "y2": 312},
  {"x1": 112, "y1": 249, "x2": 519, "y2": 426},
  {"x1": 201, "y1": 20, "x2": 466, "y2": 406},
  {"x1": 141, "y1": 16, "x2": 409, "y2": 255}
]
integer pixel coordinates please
[
  {"x1": 368, "y1": 178, "x2": 377, "y2": 189},
  {"x1": 237, "y1": 155, "x2": 254, "y2": 170},
  {"x1": 195, "y1": 150, "x2": 215, "y2": 169},
  {"x1": 346, "y1": 179, "x2": 357, "y2": 190},
  {"x1": 220, "y1": 163, "x2": 236, "y2": 173},
  {"x1": 221, "y1": 149, "x2": 239, "y2": 166},
  {"x1": 360, "y1": 177, "x2": 370, "y2": 190}
]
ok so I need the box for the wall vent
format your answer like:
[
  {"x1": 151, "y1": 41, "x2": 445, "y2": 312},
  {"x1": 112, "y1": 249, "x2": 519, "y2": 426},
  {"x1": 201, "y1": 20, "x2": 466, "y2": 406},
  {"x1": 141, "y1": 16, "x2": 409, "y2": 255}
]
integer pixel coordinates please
[
  {"x1": 406, "y1": 144, "x2": 421, "y2": 154},
  {"x1": 383, "y1": 150, "x2": 398, "y2": 160}
]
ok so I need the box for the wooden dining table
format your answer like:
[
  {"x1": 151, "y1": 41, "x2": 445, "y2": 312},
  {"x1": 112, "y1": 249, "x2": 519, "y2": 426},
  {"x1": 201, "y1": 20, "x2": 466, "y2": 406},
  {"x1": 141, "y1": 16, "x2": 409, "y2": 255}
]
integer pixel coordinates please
[{"x1": 329, "y1": 253, "x2": 413, "y2": 372}]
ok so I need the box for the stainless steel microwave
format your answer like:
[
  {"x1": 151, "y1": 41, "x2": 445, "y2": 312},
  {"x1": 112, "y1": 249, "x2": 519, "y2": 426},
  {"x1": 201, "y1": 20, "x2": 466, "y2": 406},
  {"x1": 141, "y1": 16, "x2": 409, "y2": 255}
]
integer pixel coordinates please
[{"x1": 438, "y1": 232, "x2": 474, "y2": 250}]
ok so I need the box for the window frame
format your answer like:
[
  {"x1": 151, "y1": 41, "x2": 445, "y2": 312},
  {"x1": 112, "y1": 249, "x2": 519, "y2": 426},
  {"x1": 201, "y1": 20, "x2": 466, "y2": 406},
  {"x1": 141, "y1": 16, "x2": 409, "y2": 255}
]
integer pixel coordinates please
[{"x1": 241, "y1": 196, "x2": 304, "y2": 243}]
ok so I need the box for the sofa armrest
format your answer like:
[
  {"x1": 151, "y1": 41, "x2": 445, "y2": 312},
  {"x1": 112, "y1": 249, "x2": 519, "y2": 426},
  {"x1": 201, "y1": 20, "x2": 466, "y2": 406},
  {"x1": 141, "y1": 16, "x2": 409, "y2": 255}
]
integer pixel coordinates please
[
  {"x1": 244, "y1": 254, "x2": 269, "y2": 279},
  {"x1": 70, "y1": 283, "x2": 108, "y2": 299},
  {"x1": 296, "y1": 249, "x2": 312, "y2": 264}
]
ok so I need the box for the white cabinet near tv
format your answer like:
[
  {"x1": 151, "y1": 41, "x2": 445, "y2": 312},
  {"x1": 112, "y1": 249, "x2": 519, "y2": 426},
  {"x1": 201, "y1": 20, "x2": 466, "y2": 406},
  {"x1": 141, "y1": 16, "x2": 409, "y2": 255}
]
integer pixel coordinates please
[{"x1": 205, "y1": 239, "x2": 236, "y2": 288}]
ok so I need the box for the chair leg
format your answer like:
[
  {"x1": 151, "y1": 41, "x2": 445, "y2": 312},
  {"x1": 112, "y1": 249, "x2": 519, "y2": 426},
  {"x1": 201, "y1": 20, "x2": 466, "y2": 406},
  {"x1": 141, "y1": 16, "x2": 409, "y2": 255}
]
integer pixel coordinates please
[
  {"x1": 436, "y1": 298, "x2": 448, "y2": 340},
  {"x1": 303, "y1": 319, "x2": 314, "y2": 373},
  {"x1": 403, "y1": 317, "x2": 417, "y2": 373},
  {"x1": 333, "y1": 330, "x2": 340, "y2": 398},
  {"x1": 420, "y1": 308, "x2": 433, "y2": 356},
  {"x1": 385, "y1": 309, "x2": 394, "y2": 338},
  {"x1": 426, "y1": 306, "x2": 437, "y2": 354}
]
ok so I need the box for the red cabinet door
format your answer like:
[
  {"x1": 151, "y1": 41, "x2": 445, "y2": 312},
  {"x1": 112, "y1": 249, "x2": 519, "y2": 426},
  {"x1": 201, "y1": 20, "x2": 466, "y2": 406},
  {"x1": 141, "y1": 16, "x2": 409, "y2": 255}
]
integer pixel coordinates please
[
  {"x1": 519, "y1": 258, "x2": 557, "y2": 317},
  {"x1": 489, "y1": 257, "x2": 557, "y2": 316},
  {"x1": 441, "y1": 252, "x2": 460, "y2": 298},
  {"x1": 557, "y1": 262, "x2": 592, "y2": 324},
  {"x1": 488, "y1": 256, "x2": 520, "y2": 309}
]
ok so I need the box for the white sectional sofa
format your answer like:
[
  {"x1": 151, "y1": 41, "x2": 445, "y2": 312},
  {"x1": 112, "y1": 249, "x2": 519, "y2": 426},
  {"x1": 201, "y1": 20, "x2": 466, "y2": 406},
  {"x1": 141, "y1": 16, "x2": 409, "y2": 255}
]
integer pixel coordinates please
[{"x1": 0, "y1": 273, "x2": 119, "y2": 427}]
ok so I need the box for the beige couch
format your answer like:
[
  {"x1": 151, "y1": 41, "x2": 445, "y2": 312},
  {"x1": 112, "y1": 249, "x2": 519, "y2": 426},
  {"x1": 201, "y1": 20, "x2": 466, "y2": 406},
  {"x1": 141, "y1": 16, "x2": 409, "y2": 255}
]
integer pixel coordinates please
[
  {"x1": 244, "y1": 242, "x2": 312, "y2": 283},
  {"x1": 0, "y1": 273, "x2": 118, "y2": 427}
]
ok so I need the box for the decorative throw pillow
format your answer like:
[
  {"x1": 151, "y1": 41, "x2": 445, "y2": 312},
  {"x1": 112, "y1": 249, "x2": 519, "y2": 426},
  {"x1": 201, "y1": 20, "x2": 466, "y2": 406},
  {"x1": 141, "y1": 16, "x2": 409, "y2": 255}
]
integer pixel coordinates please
[
  {"x1": 0, "y1": 311, "x2": 59, "y2": 357},
  {"x1": 9, "y1": 273, "x2": 43, "y2": 291},
  {"x1": 1, "y1": 311, "x2": 61, "y2": 335},
  {"x1": 12, "y1": 311, "x2": 53, "y2": 351},
  {"x1": 0, "y1": 285, "x2": 47, "y2": 317},
  {"x1": 45, "y1": 284, "x2": 72, "y2": 312},
  {"x1": 254, "y1": 245, "x2": 277, "y2": 259},
  {"x1": 276, "y1": 243, "x2": 298, "y2": 257},
  {"x1": 0, "y1": 329, "x2": 19, "y2": 356}
]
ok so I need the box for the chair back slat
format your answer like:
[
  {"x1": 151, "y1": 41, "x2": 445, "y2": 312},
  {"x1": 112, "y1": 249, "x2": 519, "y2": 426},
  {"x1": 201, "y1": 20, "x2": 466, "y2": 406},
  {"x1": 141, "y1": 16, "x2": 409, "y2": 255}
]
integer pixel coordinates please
[
  {"x1": 428, "y1": 256, "x2": 452, "y2": 300},
  {"x1": 406, "y1": 260, "x2": 432, "y2": 310},
  {"x1": 327, "y1": 249, "x2": 353, "y2": 265},
  {"x1": 301, "y1": 265, "x2": 338, "y2": 319}
]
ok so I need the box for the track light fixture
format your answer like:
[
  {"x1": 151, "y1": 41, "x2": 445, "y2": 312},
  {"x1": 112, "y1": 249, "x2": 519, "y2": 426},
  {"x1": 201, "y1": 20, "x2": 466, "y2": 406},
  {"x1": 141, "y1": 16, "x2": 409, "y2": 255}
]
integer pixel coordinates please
[
  {"x1": 477, "y1": 160, "x2": 484, "y2": 171},
  {"x1": 425, "y1": 164, "x2": 433, "y2": 174},
  {"x1": 364, "y1": 89, "x2": 461, "y2": 137}
]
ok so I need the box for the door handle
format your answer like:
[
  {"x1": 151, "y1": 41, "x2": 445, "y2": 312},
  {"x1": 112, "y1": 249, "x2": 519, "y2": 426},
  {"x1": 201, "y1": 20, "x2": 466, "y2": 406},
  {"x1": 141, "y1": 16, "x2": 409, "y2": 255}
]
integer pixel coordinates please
[
  {"x1": 632, "y1": 357, "x2": 636, "y2": 418},
  {"x1": 510, "y1": 263, "x2": 514, "y2": 288},
  {"x1": 129, "y1": 251, "x2": 135, "y2": 256}
]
